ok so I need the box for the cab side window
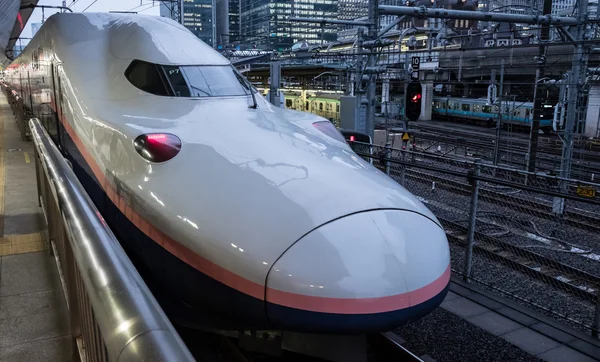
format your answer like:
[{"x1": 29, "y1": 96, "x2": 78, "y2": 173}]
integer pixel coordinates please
[{"x1": 125, "y1": 60, "x2": 171, "y2": 96}]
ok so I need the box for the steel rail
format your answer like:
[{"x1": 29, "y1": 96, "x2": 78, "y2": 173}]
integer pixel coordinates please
[
  {"x1": 404, "y1": 168, "x2": 600, "y2": 233},
  {"x1": 381, "y1": 167, "x2": 600, "y2": 302},
  {"x1": 351, "y1": 143, "x2": 600, "y2": 205},
  {"x1": 29, "y1": 118, "x2": 194, "y2": 362},
  {"x1": 441, "y1": 218, "x2": 599, "y2": 302}
]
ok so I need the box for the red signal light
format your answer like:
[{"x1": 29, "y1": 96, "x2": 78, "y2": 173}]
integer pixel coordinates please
[
  {"x1": 134, "y1": 133, "x2": 181, "y2": 163},
  {"x1": 350, "y1": 135, "x2": 355, "y2": 142},
  {"x1": 411, "y1": 94, "x2": 422, "y2": 102}
]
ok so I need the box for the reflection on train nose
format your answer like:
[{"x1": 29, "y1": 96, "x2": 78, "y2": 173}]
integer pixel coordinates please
[{"x1": 265, "y1": 209, "x2": 450, "y2": 331}]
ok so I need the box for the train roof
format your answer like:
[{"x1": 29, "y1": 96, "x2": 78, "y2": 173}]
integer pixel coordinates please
[{"x1": 31, "y1": 12, "x2": 229, "y2": 66}]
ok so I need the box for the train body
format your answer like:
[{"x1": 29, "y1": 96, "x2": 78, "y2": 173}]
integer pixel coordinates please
[
  {"x1": 284, "y1": 92, "x2": 342, "y2": 125},
  {"x1": 3, "y1": 13, "x2": 450, "y2": 333},
  {"x1": 432, "y1": 96, "x2": 554, "y2": 130}
]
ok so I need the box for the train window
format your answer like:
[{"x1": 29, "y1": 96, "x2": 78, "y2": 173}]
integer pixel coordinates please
[
  {"x1": 125, "y1": 60, "x2": 171, "y2": 96},
  {"x1": 163, "y1": 66, "x2": 191, "y2": 97},
  {"x1": 473, "y1": 105, "x2": 480, "y2": 112},
  {"x1": 453, "y1": 103, "x2": 459, "y2": 110},
  {"x1": 126, "y1": 60, "x2": 251, "y2": 98},
  {"x1": 525, "y1": 109, "x2": 530, "y2": 117},
  {"x1": 286, "y1": 99, "x2": 292, "y2": 107},
  {"x1": 178, "y1": 65, "x2": 251, "y2": 97},
  {"x1": 336, "y1": 104, "x2": 339, "y2": 112},
  {"x1": 319, "y1": 103, "x2": 323, "y2": 111},
  {"x1": 482, "y1": 106, "x2": 492, "y2": 113},
  {"x1": 462, "y1": 103, "x2": 470, "y2": 111}
]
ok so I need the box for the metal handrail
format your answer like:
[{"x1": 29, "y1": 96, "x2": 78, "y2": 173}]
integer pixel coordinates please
[{"x1": 29, "y1": 118, "x2": 194, "y2": 361}]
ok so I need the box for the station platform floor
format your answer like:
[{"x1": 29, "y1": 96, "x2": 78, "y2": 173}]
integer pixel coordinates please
[{"x1": 0, "y1": 95, "x2": 71, "y2": 360}]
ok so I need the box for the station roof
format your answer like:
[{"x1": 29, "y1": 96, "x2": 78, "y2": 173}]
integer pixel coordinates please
[{"x1": 0, "y1": 0, "x2": 38, "y2": 67}]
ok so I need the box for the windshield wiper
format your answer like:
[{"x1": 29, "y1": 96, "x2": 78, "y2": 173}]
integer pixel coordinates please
[{"x1": 235, "y1": 72, "x2": 257, "y2": 109}]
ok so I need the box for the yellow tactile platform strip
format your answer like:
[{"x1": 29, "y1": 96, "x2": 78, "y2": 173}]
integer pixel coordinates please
[{"x1": 0, "y1": 232, "x2": 46, "y2": 256}]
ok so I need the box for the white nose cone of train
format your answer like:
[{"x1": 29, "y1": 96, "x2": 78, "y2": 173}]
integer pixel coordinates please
[{"x1": 265, "y1": 209, "x2": 451, "y2": 332}]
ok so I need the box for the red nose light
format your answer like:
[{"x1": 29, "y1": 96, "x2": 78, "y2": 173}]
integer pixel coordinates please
[
  {"x1": 147, "y1": 134, "x2": 167, "y2": 140},
  {"x1": 134, "y1": 133, "x2": 181, "y2": 163},
  {"x1": 350, "y1": 135, "x2": 355, "y2": 142}
]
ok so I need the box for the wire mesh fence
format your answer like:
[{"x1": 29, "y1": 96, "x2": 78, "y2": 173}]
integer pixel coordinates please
[{"x1": 351, "y1": 140, "x2": 600, "y2": 337}]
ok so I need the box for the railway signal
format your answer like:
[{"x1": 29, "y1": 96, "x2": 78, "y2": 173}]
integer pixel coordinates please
[{"x1": 405, "y1": 81, "x2": 422, "y2": 122}]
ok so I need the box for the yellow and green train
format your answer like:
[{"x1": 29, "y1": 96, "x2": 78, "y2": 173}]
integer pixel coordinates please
[{"x1": 283, "y1": 92, "x2": 342, "y2": 126}]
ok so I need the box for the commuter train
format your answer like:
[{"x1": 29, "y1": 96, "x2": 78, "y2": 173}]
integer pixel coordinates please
[
  {"x1": 281, "y1": 91, "x2": 406, "y2": 127},
  {"x1": 3, "y1": 13, "x2": 450, "y2": 333},
  {"x1": 432, "y1": 96, "x2": 554, "y2": 131},
  {"x1": 281, "y1": 91, "x2": 554, "y2": 132}
]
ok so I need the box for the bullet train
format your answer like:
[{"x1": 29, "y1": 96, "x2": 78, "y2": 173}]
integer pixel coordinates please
[{"x1": 3, "y1": 13, "x2": 450, "y2": 333}]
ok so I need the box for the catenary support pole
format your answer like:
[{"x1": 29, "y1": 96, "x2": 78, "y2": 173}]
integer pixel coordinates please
[
  {"x1": 561, "y1": 0, "x2": 589, "y2": 181},
  {"x1": 494, "y1": 60, "x2": 504, "y2": 166},
  {"x1": 463, "y1": 160, "x2": 481, "y2": 281},
  {"x1": 365, "y1": 0, "x2": 379, "y2": 140},
  {"x1": 527, "y1": 0, "x2": 552, "y2": 173}
]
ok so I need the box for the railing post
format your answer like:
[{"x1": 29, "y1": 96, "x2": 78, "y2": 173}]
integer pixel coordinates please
[
  {"x1": 64, "y1": 227, "x2": 83, "y2": 361},
  {"x1": 399, "y1": 147, "x2": 406, "y2": 186},
  {"x1": 463, "y1": 160, "x2": 481, "y2": 281},
  {"x1": 34, "y1": 146, "x2": 42, "y2": 207},
  {"x1": 44, "y1": 176, "x2": 56, "y2": 257},
  {"x1": 17, "y1": 98, "x2": 24, "y2": 140},
  {"x1": 385, "y1": 142, "x2": 391, "y2": 176},
  {"x1": 593, "y1": 290, "x2": 600, "y2": 339}
]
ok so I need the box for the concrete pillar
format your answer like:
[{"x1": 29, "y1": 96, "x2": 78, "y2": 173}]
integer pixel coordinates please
[
  {"x1": 419, "y1": 80, "x2": 433, "y2": 121},
  {"x1": 381, "y1": 77, "x2": 390, "y2": 115},
  {"x1": 585, "y1": 84, "x2": 600, "y2": 138}
]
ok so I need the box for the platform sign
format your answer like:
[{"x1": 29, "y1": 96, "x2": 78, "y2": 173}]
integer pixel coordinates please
[
  {"x1": 487, "y1": 84, "x2": 497, "y2": 105},
  {"x1": 402, "y1": 132, "x2": 410, "y2": 141},
  {"x1": 411, "y1": 57, "x2": 420, "y2": 70},
  {"x1": 576, "y1": 185, "x2": 596, "y2": 198},
  {"x1": 411, "y1": 57, "x2": 420, "y2": 80}
]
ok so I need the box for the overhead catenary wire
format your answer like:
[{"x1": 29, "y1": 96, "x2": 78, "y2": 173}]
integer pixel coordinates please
[{"x1": 82, "y1": 0, "x2": 98, "y2": 12}]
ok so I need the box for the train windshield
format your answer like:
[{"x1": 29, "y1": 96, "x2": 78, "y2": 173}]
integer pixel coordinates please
[
  {"x1": 125, "y1": 59, "x2": 252, "y2": 98},
  {"x1": 163, "y1": 65, "x2": 252, "y2": 97}
]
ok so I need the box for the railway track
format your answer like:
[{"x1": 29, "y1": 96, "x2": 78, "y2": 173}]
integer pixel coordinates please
[
  {"x1": 411, "y1": 123, "x2": 600, "y2": 165},
  {"x1": 398, "y1": 167, "x2": 600, "y2": 234},
  {"x1": 381, "y1": 124, "x2": 600, "y2": 182},
  {"x1": 441, "y1": 217, "x2": 599, "y2": 303},
  {"x1": 379, "y1": 166, "x2": 600, "y2": 303},
  {"x1": 178, "y1": 327, "x2": 426, "y2": 361}
]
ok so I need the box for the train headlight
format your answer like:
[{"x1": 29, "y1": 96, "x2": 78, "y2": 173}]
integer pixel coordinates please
[
  {"x1": 134, "y1": 133, "x2": 181, "y2": 163},
  {"x1": 312, "y1": 121, "x2": 346, "y2": 143}
]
